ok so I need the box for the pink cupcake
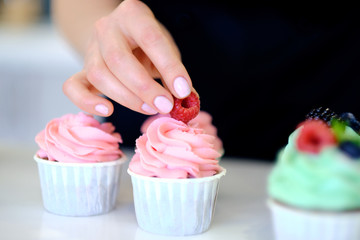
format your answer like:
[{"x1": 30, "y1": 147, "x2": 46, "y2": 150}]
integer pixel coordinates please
[
  {"x1": 141, "y1": 111, "x2": 224, "y2": 157},
  {"x1": 128, "y1": 117, "x2": 226, "y2": 235},
  {"x1": 34, "y1": 112, "x2": 127, "y2": 216}
]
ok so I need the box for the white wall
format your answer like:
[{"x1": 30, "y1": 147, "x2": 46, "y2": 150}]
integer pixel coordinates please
[{"x1": 0, "y1": 21, "x2": 83, "y2": 146}]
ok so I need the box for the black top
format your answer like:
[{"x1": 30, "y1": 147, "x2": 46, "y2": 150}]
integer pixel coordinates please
[{"x1": 107, "y1": 3, "x2": 360, "y2": 161}]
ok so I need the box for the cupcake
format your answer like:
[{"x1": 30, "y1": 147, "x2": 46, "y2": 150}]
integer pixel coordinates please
[
  {"x1": 34, "y1": 112, "x2": 127, "y2": 216},
  {"x1": 268, "y1": 107, "x2": 360, "y2": 240},
  {"x1": 140, "y1": 111, "x2": 224, "y2": 157},
  {"x1": 128, "y1": 116, "x2": 226, "y2": 236}
]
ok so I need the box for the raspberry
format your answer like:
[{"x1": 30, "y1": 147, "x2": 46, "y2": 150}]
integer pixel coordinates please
[
  {"x1": 170, "y1": 92, "x2": 200, "y2": 124},
  {"x1": 296, "y1": 120, "x2": 336, "y2": 154}
]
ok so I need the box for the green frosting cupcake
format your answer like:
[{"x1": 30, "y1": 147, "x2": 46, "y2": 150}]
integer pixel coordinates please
[{"x1": 268, "y1": 122, "x2": 360, "y2": 211}]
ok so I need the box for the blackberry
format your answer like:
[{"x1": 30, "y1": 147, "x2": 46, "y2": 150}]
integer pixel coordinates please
[
  {"x1": 339, "y1": 141, "x2": 360, "y2": 159},
  {"x1": 339, "y1": 112, "x2": 360, "y2": 133},
  {"x1": 305, "y1": 107, "x2": 338, "y2": 125}
]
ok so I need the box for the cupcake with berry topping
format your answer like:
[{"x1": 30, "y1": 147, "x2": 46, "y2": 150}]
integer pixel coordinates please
[
  {"x1": 268, "y1": 107, "x2": 360, "y2": 240},
  {"x1": 34, "y1": 112, "x2": 127, "y2": 216},
  {"x1": 127, "y1": 92, "x2": 226, "y2": 236},
  {"x1": 140, "y1": 111, "x2": 224, "y2": 157}
]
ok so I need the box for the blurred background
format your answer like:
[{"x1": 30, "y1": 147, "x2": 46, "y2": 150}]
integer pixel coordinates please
[{"x1": 0, "y1": 0, "x2": 82, "y2": 147}]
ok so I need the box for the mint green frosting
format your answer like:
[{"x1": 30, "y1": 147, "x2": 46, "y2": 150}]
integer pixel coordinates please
[{"x1": 268, "y1": 126, "x2": 360, "y2": 211}]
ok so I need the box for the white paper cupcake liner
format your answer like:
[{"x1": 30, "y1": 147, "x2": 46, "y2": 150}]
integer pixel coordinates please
[
  {"x1": 127, "y1": 168, "x2": 226, "y2": 236},
  {"x1": 268, "y1": 199, "x2": 360, "y2": 240},
  {"x1": 34, "y1": 155, "x2": 127, "y2": 217}
]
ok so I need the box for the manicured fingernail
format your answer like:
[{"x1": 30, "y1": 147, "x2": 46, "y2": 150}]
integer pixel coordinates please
[
  {"x1": 174, "y1": 76, "x2": 191, "y2": 98},
  {"x1": 141, "y1": 103, "x2": 158, "y2": 114},
  {"x1": 95, "y1": 104, "x2": 109, "y2": 115},
  {"x1": 154, "y1": 96, "x2": 173, "y2": 113}
]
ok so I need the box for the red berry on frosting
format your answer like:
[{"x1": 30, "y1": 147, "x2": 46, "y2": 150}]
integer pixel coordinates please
[
  {"x1": 296, "y1": 120, "x2": 337, "y2": 154},
  {"x1": 170, "y1": 92, "x2": 200, "y2": 124}
]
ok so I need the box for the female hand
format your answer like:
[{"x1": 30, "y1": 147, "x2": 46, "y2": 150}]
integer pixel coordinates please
[{"x1": 63, "y1": 0, "x2": 193, "y2": 116}]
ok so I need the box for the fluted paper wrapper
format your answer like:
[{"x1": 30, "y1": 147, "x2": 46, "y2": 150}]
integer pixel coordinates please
[
  {"x1": 268, "y1": 199, "x2": 360, "y2": 240},
  {"x1": 128, "y1": 168, "x2": 226, "y2": 236},
  {"x1": 34, "y1": 155, "x2": 127, "y2": 217}
]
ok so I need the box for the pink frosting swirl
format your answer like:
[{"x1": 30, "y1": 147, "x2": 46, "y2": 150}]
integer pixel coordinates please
[
  {"x1": 140, "y1": 111, "x2": 223, "y2": 154},
  {"x1": 35, "y1": 112, "x2": 123, "y2": 163},
  {"x1": 129, "y1": 117, "x2": 221, "y2": 178}
]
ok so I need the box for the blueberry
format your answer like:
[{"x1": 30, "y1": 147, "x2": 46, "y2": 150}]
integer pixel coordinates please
[
  {"x1": 339, "y1": 141, "x2": 360, "y2": 159},
  {"x1": 339, "y1": 112, "x2": 360, "y2": 133}
]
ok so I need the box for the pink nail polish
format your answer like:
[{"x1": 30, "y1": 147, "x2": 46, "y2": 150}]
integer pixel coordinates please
[
  {"x1": 174, "y1": 77, "x2": 191, "y2": 98},
  {"x1": 95, "y1": 104, "x2": 109, "y2": 115},
  {"x1": 141, "y1": 103, "x2": 158, "y2": 114},
  {"x1": 154, "y1": 96, "x2": 173, "y2": 113}
]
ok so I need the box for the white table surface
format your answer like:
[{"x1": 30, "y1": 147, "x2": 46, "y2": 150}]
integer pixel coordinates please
[{"x1": 0, "y1": 142, "x2": 275, "y2": 240}]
